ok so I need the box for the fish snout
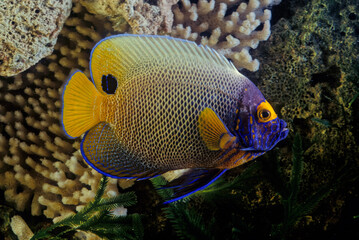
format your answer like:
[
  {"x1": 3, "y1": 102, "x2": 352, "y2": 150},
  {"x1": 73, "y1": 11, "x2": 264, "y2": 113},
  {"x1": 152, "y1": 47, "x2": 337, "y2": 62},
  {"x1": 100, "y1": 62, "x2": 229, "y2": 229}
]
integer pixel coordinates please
[
  {"x1": 279, "y1": 119, "x2": 289, "y2": 140},
  {"x1": 261, "y1": 118, "x2": 288, "y2": 151}
]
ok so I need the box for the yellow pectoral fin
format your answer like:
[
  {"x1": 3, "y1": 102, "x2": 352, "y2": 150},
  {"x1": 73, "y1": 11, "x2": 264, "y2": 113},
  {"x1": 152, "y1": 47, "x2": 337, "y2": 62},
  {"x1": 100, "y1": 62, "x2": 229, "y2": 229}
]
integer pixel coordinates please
[
  {"x1": 62, "y1": 70, "x2": 104, "y2": 138},
  {"x1": 219, "y1": 134, "x2": 236, "y2": 149},
  {"x1": 198, "y1": 108, "x2": 236, "y2": 151}
]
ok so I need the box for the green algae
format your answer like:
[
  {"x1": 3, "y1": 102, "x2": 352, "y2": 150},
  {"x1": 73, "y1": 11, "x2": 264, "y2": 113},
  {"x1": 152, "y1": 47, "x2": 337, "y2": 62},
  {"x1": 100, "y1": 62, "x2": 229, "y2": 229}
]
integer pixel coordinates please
[
  {"x1": 0, "y1": 205, "x2": 17, "y2": 240},
  {"x1": 246, "y1": 0, "x2": 359, "y2": 237},
  {"x1": 251, "y1": 0, "x2": 359, "y2": 119}
]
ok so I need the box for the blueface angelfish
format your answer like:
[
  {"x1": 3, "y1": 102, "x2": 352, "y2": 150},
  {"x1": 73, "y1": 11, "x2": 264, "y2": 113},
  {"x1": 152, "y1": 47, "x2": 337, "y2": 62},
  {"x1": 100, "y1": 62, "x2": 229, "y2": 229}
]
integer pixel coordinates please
[{"x1": 61, "y1": 34, "x2": 288, "y2": 203}]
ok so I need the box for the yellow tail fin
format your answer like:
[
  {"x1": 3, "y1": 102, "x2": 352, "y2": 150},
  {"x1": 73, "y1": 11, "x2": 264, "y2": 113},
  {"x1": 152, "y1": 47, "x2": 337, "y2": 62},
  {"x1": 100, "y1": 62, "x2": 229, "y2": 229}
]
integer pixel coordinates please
[{"x1": 62, "y1": 70, "x2": 104, "y2": 138}]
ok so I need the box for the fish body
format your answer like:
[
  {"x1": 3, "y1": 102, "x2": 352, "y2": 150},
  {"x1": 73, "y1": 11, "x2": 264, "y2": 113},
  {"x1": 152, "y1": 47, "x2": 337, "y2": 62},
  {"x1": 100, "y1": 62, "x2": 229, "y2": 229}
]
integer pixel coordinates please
[{"x1": 62, "y1": 34, "x2": 288, "y2": 202}]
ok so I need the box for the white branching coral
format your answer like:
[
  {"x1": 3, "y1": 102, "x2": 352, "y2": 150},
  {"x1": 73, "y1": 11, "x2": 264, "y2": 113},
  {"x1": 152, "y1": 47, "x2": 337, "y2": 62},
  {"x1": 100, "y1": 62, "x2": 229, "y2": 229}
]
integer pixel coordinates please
[
  {"x1": 78, "y1": 0, "x2": 280, "y2": 72},
  {"x1": 0, "y1": 3, "x2": 133, "y2": 223},
  {"x1": 10, "y1": 215, "x2": 34, "y2": 240},
  {"x1": 171, "y1": 0, "x2": 281, "y2": 71}
]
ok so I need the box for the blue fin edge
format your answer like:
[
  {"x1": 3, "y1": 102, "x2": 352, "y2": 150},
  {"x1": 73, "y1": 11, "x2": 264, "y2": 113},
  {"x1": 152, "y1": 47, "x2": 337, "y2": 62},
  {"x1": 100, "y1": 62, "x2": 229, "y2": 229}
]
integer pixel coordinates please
[
  {"x1": 163, "y1": 169, "x2": 228, "y2": 204},
  {"x1": 80, "y1": 130, "x2": 158, "y2": 181},
  {"x1": 89, "y1": 34, "x2": 229, "y2": 84}
]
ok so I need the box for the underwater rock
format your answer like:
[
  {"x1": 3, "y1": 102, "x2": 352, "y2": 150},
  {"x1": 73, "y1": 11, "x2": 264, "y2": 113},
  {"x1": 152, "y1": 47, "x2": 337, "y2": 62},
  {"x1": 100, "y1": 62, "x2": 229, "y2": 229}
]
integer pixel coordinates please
[
  {"x1": 0, "y1": 0, "x2": 72, "y2": 77},
  {"x1": 252, "y1": 0, "x2": 359, "y2": 122},
  {"x1": 79, "y1": 0, "x2": 178, "y2": 34}
]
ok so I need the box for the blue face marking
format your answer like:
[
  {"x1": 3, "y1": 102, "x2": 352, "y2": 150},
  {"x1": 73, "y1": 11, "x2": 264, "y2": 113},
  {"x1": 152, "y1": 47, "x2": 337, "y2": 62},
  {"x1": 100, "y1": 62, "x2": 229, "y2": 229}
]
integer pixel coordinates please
[{"x1": 236, "y1": 114, "x2": 288, "y2": 151}]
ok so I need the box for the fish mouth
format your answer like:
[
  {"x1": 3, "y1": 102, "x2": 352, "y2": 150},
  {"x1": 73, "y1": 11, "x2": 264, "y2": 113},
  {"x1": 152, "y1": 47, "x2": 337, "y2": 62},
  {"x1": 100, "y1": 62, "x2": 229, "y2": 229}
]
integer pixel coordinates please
[
  {"x1": 279, "y1": 123, "x2": 289, "y2": 140},
  {"x1": 267, "y1": 120, "x2": 289, "y2": 150}
]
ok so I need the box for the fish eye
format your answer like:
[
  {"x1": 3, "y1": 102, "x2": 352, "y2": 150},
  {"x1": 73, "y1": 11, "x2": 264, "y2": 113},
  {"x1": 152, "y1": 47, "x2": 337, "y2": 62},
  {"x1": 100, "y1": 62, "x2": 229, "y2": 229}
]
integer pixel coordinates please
[
  {"x1": 258, "y1": 109, "x2": 271, "y2": 120},
  {"x1": 256, "y1": 100, "x2": 277, "y2": 123}
]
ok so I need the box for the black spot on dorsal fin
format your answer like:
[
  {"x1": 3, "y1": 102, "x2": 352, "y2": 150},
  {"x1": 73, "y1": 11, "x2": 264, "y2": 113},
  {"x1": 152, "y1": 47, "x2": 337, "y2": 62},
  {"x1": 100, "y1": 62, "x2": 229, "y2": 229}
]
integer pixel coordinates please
[{"x1": 101, "y1": 74, "x2": 118, "y2": 94}]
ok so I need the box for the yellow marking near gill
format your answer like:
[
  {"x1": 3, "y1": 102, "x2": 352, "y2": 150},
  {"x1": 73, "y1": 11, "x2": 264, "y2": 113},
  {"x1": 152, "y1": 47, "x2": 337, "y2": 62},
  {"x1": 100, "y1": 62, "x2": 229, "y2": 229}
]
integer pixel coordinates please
[
  {"x1": 234, "y1": 154, "x2": 255, "y2": 167},
  {"x1": 219, "y1": 134, "x2": 236, "y2": 150},
  {"x1": 216, "y1": 148, "x2": 237, "y2": 168},
  {"x1": 219, "y1": 150, "x2": 255, "y2": 169},
  {"x1": 235, "y1": 118, "x2": 240, "y2": 130}
]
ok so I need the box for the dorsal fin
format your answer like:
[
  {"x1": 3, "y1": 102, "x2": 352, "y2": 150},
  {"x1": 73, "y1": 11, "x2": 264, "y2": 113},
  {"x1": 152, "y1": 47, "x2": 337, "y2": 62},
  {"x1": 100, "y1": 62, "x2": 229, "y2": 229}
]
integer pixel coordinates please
[{"x1": 90, "y1": 34, "x2": 239, "y2": 95}]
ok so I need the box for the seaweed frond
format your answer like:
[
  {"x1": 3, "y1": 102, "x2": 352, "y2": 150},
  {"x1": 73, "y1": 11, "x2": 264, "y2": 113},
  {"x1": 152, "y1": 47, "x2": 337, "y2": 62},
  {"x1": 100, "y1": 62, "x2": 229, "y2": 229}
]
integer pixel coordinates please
[
  {"x1": 311, "y1": 117, "x2": 332, "y2": 127},
  {"x1": 348, "y1": 92, "x2": 359, "y2": 108},
  {"x1": 164, "y1": 202, "x2": 214, "y2": 240},
  {"x1": 151, "y1": 176, "x2": 214, "y2": 240},
  {"x1": 31, "y1": 176, "x2": 142, "y2": 240},
  {"x1": 150, "y1": 159, "x2": 263, "y2": 239},
  {"x1": 270, "y1": 133, "x2": 333, "y2": 239},
  {"x1": 288, "y1": 132, "x2": 303, "y2": 207},
  {"x1": 151, "y1": 175, "x2": 173, "y2": 200},
  {"x1": 197, "y1": 161, "x2": 260, "y2": 200}
]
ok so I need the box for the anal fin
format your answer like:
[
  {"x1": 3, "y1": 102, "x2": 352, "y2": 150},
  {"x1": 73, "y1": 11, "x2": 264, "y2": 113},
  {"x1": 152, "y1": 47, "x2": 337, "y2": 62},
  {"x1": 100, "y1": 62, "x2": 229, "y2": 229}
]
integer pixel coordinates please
[
  {"x1": 81, "y1": 122, "x2": 163, "y2": 180},
  {"x1": 162, "y1": 168, "x2": 228, "y2": 204}
]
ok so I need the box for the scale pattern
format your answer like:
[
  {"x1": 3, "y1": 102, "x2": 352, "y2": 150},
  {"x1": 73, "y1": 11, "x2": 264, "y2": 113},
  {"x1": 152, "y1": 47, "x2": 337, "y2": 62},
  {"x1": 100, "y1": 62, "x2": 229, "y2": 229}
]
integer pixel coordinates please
[{"x1": 98, "y1": 56, "x2": 250, "y2": 171}]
